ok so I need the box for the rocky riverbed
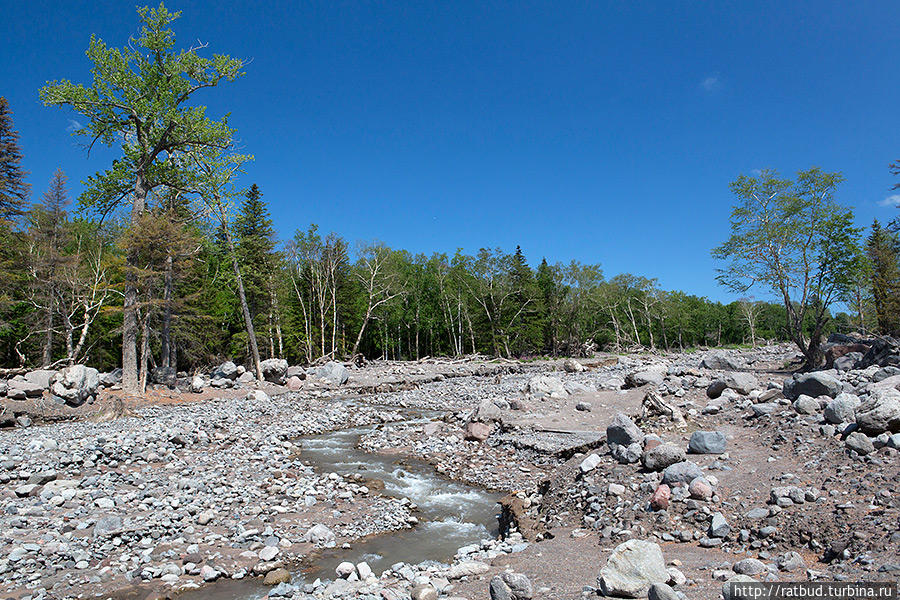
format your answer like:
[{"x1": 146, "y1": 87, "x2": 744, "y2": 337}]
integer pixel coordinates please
[{"x1": 2, "y1": 345, "x2": 899, "y2": 600}]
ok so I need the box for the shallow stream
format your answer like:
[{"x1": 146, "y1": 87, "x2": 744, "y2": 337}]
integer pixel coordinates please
[{"x1": 179, "y1": 413, "x2": 500, "y2": 599}]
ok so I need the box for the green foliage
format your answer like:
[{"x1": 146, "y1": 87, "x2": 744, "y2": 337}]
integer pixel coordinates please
[
  {"x1": 866, "y1": 219, "x2": 900, "y2": 334},
  {"x1": 0, "y1": 97, "x2": 30, "y2": 220},
  {"x1": 712, "y1": 167, "x2": 864, "y2": 368},
  {"x1": 39, "y1": 3, "x2": 245, "y2": 216}
]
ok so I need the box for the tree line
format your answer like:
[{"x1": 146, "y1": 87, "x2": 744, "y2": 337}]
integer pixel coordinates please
[{"x1": 1, "y1": 4, "x2": 898, "y2": 390}]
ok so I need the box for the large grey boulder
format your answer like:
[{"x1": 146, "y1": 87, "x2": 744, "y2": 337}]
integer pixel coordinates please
[
  {"x1": 661, "y1": 461, "x2": 703, "y2": 485},
  {"x1": 24, "y1": 369, "x2": 57, "y2": 390},
  {"x1": 563, "y1": 358, "x2": 585, "y2": 373},
  {"x1": 98, "y1": 368, "x2": 122, "y2": 387},
  {"x1": 834, "y1": 352, "x2": 863, "y2": 371},
  {"x1": 50, "y1": 365, "x2": 100, "y2": 406},
  {"x1": 260, "y1": 358, "x2": 288, "y2": 384},
  {"x1": 607, "y1": 413, "x2": 645, "y2": 448},
  {"x1": 641, "y1": 443, "x2": 685, "y2": 471},
  {"x1": 700, "y1": 352, "x2": 741, "y2": 371},
  {"x1": 722, "y1": 372, "x2": 758, "y2": 395},
  {"x1": 783, "y1": 372, "x2": 842, "y2": 400},
  {"x1": 525, "y1": 375, "x2": 568, "y2": 398},
  {"x1": 316, "y1": 361, "x2": 350, "y2": 385},
  {"x1": 625, "y1": 365, "x2": 667, "y2": 388},
  {"x1": 7, "y1": 379, "x2": 44, "y2": 398},
  {"x1": 688, "y1": 431, "x2": 727, "y2": 454},
  {"x1": 824, "y1": 393, "x2": 860, "y2": 424},
  {"x1": 598, "y1": 539, "x2": 668, "y2": 598},
  {"x1": 212, "y1": 361, "x2": 239, "y2": 380},
  {"x1": 855, "y1": 388, "x2": 900, "y2": 435},
  {"x1": 304, "y1": 523, "x2": 336, "y2": 548}
]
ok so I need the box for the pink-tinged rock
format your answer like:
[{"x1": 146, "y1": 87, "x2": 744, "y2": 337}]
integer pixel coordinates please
[
  {"x1": 287, "y1": 376, "x2": 303, "y2": 391},
  {"x1": 643, "y1": 438, "x2": 663, "y2": 451},
  {"x1": 464, "y1": 421, "x2": 493, "y2": 441},
  {"x1": 689, "y1": 476, "x2": 713, "y2": 501},
  {"x1": 650, "y1": 484, "x2": 671, "y2": 511}
]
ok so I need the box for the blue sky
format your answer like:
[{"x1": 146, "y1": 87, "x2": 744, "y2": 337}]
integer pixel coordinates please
[{"x1": 1, "y1": 0, "x2": 898, "y2": 301}]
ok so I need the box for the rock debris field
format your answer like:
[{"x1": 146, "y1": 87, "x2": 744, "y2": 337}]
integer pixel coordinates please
[{"x1": 0, "y1": 344, "x2": 898, "y2": 600}]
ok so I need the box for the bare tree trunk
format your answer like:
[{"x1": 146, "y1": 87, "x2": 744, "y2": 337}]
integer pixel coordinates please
[
  {"x1": 160, "y1": 254, "x2": 174, "y2": 368},
  {"x1": 139, "y1": 309, "x2": 150, "y2": 394},
  {"x1": 122, "y1": 177, "x2": 148, "y2": 394},
  {"x1": 41, "y1": 289, "x2": 54, "y2": 367},
  {"x1": 225, "y1": 226, "x2": 263, "y2": 381}
]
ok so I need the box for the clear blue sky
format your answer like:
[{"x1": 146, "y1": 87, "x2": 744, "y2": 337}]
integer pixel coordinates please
[{"x1": 2, "y1": 1, "x2": 898, "y2": 301}]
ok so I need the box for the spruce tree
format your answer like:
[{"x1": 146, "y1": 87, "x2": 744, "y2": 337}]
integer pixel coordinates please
[
  {"x1": 234, "y1": 183, "x2": 279, "y2": 354},
  {"x1": 0, "y1": 97, "x2": 30, "y2": 220},
  {"x1": 866, "y1": 219, "x2": 900, "y2": 334}
]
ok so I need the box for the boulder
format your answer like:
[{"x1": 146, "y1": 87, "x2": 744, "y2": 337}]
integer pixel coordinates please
[
  {"x1": 475, "y1": 399, "x2": 503, "y2": 422},
  {"x1": 641, "y1": 443, "x2": 685, "y2": 471},
  {"x1": 625, "y1": 365, "x2": 667, "y2": 388},
  {"x1": 7, "y1": 379, "x2": 44, "y2": 398},
  {"x1": 706, "y1": 380, "x2": 728, "y2": 399},
  {"x1": 489, "y1": 573, "x2": 532, "y2": 600},
  {"x1": 563, "y1": 358, "x2": 585, "y2": 373},
  {"x1": 649, "y1": 484, "x2": 670, "y2": 511},
  {"x1": 792, "y1": 395, "x2": 820, "y2": 415},
  {"x1": 50, "y1": 365, "x2": 100, "y2": 406},
  {"x1": 834, "y1": 352, "x2": 863, "y2": 371},
  {"x1": 211, "y1": 361, "x2": 239, "y2": 380},
  {"x1": 598, "y1": 539, "x2": 668, "y2": 598},
  {"x1": 845, "y1": 432, "x2": 875, "y2": 455},
  {"x1": 304, "y1": 523, "x2": 336, "y2": 548},
  {"x1": 99, "y1": 368, "x2": 122, "y2": 387},
  {"x1": 260, "y1": 358, "x2": 288, "y2": 384},
  {"x1": 24, "y1": 369, "x2": 57, "y2": 389},
  {"x1": 722, "y1": 372, "x2": 758, "y2": 395},
  {"x1": 612, "y1": 443, "x2": 642, "y2": 464},
  {"x1": 824, "y1": 393, "x2": 859, "y2": 424},
  {"x1": 708, "y1": 512, "x2": 731, "y2": 538},
  {"x1": 661, "y1": 461, "x2": 703, "y2": 486},
  {"x1": 316, "y1": 361, "x2": 350, "y2": 385},
  {"x1": 688, "y1": 431, "x2": 727, "y2": 454},
  {"x1": 859, "y1": 336, "x2": 900, "y2": 369},
  {"x1": 856, "y1": 388, "x2": 900, "y2": 434},
  {"x1": 607, "y1": 413, "x2": 645, "y2": 448},
  {"x1": 700, "y1": 352, "x2": 741, "y2": 371},
  {"x1": 0, "y1": 407, "x2": 15, "y2": 428},
  {"x1": 648, "y1": 583, "x2": 679, "y2": 600},
  {"x1": 783, "y1": 372, "x2": 842, "y2": 400},
  {"x1": 264, "y1": 568, "x2": 291, "y2": 585},
  {"x1": 525, "y1": 375, "x2": 568, "y2": 398},
  {"x1": 688, "y1": 476, "x2": 713, "y2": 501},
  {"x1": 150, "y1": 366, "x2": 177, "y2": 387},
  {"x1": 464, "y1": 421, "x2": 493, "y2": 441},
  {"x1": 190, "y1": 375, "x2": 205, "y2": 394}
]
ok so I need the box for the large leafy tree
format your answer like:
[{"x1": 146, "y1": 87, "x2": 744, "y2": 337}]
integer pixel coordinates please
[
  {"x1": 713, "y1": 168, "x2": 863, "y2": 369},
  {"x1": 40, "y1": 3, "x2": 245, "y2": 393},
  {"x1": 0, "y1": 97, "x2": 30, "y2": 220}
]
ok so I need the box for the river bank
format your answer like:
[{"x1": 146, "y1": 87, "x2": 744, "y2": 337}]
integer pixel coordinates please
[{"x1": 2, "y1": 348, "x2": 898, "y2": 600}]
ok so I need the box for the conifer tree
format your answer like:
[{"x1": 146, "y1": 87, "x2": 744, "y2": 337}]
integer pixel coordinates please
[
  {"x1": 866, "y1": 219, "x2": 900, "y2": 334},
  {"x1": 0, "y1": 97, "x2": 30, "y2": 220}
]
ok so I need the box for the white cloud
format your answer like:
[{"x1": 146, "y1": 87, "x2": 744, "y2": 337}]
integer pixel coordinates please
[
  {"x1": 701, "y1": 75, "x2": 720, "y2": 92},
  {"x1": 66, "y1": 119, "x2": 82, "y2": 133},
  {"x1": 878, "y1": 194, "x2": 900, "y2": 208}
]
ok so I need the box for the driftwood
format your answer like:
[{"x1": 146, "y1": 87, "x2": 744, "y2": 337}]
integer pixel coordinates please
[{"x1": 642, "y1": 390, "x2": 686, "y2": 428}]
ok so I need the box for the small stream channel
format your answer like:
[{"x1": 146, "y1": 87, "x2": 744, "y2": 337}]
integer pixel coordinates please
[{"x1": 179, "y1": 410, "x2": 500, "y2": 600}]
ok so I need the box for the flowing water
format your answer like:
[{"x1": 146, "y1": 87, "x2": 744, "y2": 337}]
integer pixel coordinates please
[{"x1": 179, "y1": 415, "x2": 500, "y2": 600}]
